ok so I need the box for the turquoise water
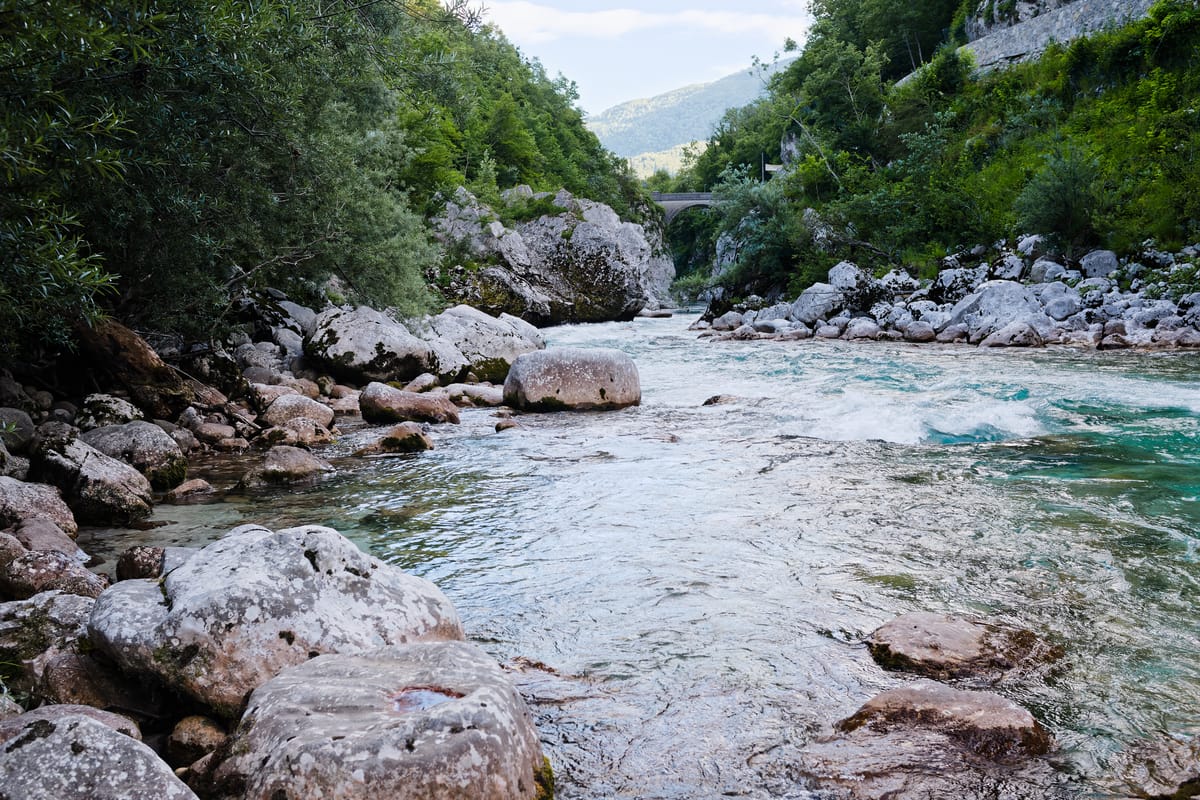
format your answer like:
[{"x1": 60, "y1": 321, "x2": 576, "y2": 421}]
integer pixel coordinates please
[{"x1": 88, "y1": 316, "x2": 1200, "y2": 798}]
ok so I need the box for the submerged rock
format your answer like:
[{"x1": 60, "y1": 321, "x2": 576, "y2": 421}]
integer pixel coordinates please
[
  {"x1": 88, "y1": 524, "x2": 464, "y2": 717},
  {"x1": 503, "y1": 348, "x2": 641, "y2": 411},
  {"x1": 237, "y1": 446, "x2": 334, "y2": 490},
  {"x1": 801, "y1": 680, "x2": 1064, "y2": 799},
  {"x1": 867, "y1": 612, "x2": 1059, "y2": 683},
  {"x1": 208, "y1": 641, "x2": 547, "y2": 800}
]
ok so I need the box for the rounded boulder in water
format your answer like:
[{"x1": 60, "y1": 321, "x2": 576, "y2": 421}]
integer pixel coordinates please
[{"x1": 503, "y1": 347, "x2": 640, "y2": 412}]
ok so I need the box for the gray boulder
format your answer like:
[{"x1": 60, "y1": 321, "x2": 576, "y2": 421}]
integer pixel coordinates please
[
  {"x1": 827, "y1": 261, "x2": 882, "y2": 310},
  {"x1": 989, "y1": 253, "x2": 1026, "y2": 281},
  {"x1": 307, "y1": 306, "x2": 435, "y2": 384},
  {"x1": 711, "y1": 311, "x2": 744, "y2": 331},
  {"x1": 75, "y1": 394, "x2": 143, "y2": 431},
  {"x1": 12, "y1": 519, "x2": 82, "y2": 559},
  {"x1": 878, "y1": 269, "x2": 920, "y2": 296},
  {"x1": 88, "y1": 524, "x2": 464, "y2": 717},
  {"x1": 0, "y1": 476, "x2": 77, "y2": 535},
  {"x1": 789, "y1": 283, "x2": 844, "y2": 325},
  {"x1": 845, "y1": 318, "x2": 880, "y2": 340},
  {"x1": 355, "y1": 423, "x2": 435, "y2": 456},
  {"x1": 903, "y1": 321, "x2": 937, "y2": 342},
  {"x1": 259, "y1": 394, "x2": 335, "y2": 430},
  {"x1": 420, "y1": 304, "x2": 545, "y2": 383},
  {"x1": 504, "y1": 348, "x2": 641, "y2": 411},
  {"x1": 1081, "y1": 249, "x2": 1120, "y2": 278},
  {"x1": 1029, "y1": 257, "x2": 1066, "y2": 284},
  {"x1": 1038, "y1": 282, "x2": 1082, "y2": 321},
  {"x1": 0, "y1": 591, "x2": 95, "y2": 694},
  {"x1": 979, "y1": 321, "x2": 1046, "y2": 348},
  {"x1": 208, "y1": 642, "x2": 547, "y2": 800},
  {"x1": 0, "y1": 712, "x2": 197, "y2": 799},
  {"x1": 946, "y1": 281, "x2": 1055, "y2": 343},
  {"x1": 30, "y1": 423, "x2": 153, "y2": 524},
  {"x1": 360, "y1": 383, "x2": 461, "y2": 425},
  {"x1": 80, "y1": 421, "x2": 188, "y2": 490}
]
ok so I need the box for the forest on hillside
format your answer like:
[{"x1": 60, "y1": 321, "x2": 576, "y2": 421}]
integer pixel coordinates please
[
  {"x1": 0, "y1": 0, "x2": 644, "y2": 361},
  {"x1": 656, "y1": 0, "x2": 1200, "y2": 302}
]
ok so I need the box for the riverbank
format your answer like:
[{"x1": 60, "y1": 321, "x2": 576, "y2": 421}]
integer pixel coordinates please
[{"x1": 692, "y1": 243, "x2": 1200, "y2": 351}]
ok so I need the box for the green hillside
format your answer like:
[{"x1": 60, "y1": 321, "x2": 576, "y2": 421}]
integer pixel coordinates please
[
  {"x1": 0, "y1": 0, "x2": 644, "y2": 357},
  {"x1": 665, "y1": 0, "x2": 1200, "y2": 299},
  {"x1": 587, "y1": 61, "x2": 791, "y2": 160}
]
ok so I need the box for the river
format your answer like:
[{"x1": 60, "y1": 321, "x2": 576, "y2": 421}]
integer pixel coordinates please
[{"x1": 85, "y1": 314, "x2": 1200, "y2": 798}]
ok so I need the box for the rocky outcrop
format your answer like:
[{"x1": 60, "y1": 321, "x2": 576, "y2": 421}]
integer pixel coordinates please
[
  {"x1": 88, "y1": 524, "x2": 464, "y2": 717},
  {"x1": 207, "y1": 642, "x2": 548, "y2": 800},
  {"x1": 693, "y1": 243, "x2": 1200, "y2": 351},
  {"x1": 503, "y1": 348, "x2": 642, "y2": 412},
  {"x1": 434, "y1": 187, "x2": 670, "y2": 325},
  {"x1": 306, "y1": 304, "x2": 543, "y2": 385}
]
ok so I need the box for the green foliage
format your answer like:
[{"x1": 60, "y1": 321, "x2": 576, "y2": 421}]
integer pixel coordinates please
[
  {"x1": 1, "y1": 0, "x2": 645, "y2": 355},
  {"x1": 1013, "y1": 146, "x2": 1102, "y2": 256},
  {"x1": 669, "y1": 0, "x2": 1200, "y2": 297}
]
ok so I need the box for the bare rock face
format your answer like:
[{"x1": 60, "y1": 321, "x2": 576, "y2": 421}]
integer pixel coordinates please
[
  {"x1": 360, "y1": 382, "x2": 461, "y2": 425},
  {"x1": 503, "y1": 347, "x2": 641, "y2": 411},
  {"x1": 208, "y1": 642, "x2": 548, "y2": 800},
  {"x1": 30, "y1": 423, "x2": 153, "y2": 525},
  {"x1": 80, "y1": 420, "x2": 188, "y2": 490},
  {"x1": 0, "y1": 476, "x2": 78, "y2": 535},
  {"x1": 0, "y1": 712, "x2": 198, "y2": 800},
  {"x1": 801, "y1": 681, "x2": 1063, "y2": 799},
  {"x1": 433, "y1": 187, "x2": 657, "y2": 325},
  {"x1": 88, "y1": 524, "x2": 464, "y2": 717},
  {"x1": 867, "y1": 612, "x2": 1059, "y2": 683}
]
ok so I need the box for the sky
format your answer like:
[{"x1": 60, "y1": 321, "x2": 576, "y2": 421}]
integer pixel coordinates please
[{"x1": 481, "y1": 1, "x2": 815, "y2": 116}]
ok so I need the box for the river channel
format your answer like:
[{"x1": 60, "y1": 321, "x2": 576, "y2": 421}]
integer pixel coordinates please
[{"x1": 86, "y1": 314, "x2": 1200, "y2": 798}]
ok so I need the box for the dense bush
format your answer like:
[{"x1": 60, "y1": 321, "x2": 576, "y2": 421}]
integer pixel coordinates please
[{"x1": 0, "y1": 0, "x2": 644, "y2": 358}]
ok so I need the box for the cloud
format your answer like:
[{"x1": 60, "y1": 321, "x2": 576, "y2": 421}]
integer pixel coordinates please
[{"x1": 485, "y1": 2, "x2": 813, "y2": 44}]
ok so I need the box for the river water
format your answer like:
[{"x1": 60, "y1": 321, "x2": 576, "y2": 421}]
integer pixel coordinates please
[{"x1": 88, "y1": 315, "x2": 1200, "y2": 798}]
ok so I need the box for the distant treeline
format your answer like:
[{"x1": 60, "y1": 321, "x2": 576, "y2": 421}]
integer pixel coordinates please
[{"x1": 0, "y1": 0, "x2": 643, "y2": 358}]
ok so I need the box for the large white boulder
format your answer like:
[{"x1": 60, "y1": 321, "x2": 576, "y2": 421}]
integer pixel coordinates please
[
  {"x1": 504, "y1": 348, "x2": 641, "y2": 411},
  {"x1": 945, "y1": 280, "x2": 1056, "y2": 344},
  {"x1": 88, "y1": 524, "x2": 464, "y2": 717},
  {"x1": 208, "y1": 642, "x2": 548, "y2": 800},
  {"x1": 80, "y1": 421, "x2": 187, "y2": 490},
  {"x1": 30, "y1": 423, "x2": 153, "y2": 525},
  {"x1": 306, "y1": 306, "x2": 435, "y2": 384}
]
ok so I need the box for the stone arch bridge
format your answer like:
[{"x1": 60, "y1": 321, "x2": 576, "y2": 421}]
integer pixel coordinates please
[{"x1": 651, "y1": 192, "x2": 713, "y2": 223}]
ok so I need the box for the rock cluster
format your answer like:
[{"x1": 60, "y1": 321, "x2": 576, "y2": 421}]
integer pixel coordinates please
[
  {"x1": 433, "y1": 186, "x2": 675, "y2": 324},
  {"x1": 0, "y1": 525, "x2": 546, "y2": 800},
  {"x1": 695, "y1": 245, "x2": 1200, "y2": 351}
]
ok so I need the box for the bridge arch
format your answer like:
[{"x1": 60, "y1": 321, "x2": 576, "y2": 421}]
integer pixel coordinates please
[{"x1": 651, "y1": 192, "x2": 714, "y2": 223}]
